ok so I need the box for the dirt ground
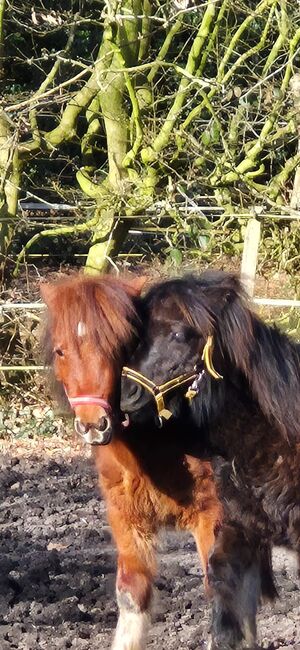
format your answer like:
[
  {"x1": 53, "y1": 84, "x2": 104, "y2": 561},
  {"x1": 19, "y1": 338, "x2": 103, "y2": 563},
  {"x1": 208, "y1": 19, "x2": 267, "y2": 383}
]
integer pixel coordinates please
[{"x1": 0, "y1": 437, "x2": 299, "y2": 650}]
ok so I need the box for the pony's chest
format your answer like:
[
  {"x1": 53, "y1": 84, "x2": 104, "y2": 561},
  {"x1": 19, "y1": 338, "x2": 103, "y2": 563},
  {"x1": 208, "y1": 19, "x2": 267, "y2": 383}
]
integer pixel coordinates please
[{"x1": 120, "y1": 452, "x2": 210, "y2": 525}]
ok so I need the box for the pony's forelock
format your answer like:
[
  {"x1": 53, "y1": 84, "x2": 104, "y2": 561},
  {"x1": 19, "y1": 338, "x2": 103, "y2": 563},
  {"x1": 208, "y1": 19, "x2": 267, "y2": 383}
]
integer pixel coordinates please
[
  {"x1": 144, "y1": 271, "x2": 252, "y2": 345},
  {"x1": 42, "y1": 274, "x2": 139, "y2": 367}
]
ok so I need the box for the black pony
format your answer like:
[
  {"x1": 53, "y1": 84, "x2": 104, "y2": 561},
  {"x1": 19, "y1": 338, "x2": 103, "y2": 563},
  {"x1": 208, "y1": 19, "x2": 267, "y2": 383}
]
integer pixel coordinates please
[{"x1": 121, "y1": 270, "x2": 300, "y2": 650}]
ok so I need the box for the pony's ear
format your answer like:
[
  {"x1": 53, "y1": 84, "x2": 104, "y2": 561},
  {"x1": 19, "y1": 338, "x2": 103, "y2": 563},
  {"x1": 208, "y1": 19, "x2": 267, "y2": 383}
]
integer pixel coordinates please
[
  {"x1": 40, "y1": 282, "x2": 58, "y2": 310},
  {"x1": 126, "y1": 275, "x2": 148, "y2": 296},
  {"x1": 190, "y1": 272, "x2": 254, "y2": 371},
  {"x1": 208, "y1": 276, "x2": 245, "y2": 313}
]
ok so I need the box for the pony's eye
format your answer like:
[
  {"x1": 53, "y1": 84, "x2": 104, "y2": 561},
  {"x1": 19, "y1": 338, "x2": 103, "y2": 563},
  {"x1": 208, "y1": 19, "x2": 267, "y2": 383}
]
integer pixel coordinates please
[
  {"x1": 54, "y1": 348, "x2": 64, "y2": 357},
  {"x1": 172, "y1": 327, "x2": 195, "y2": 343},
  {"x1": 174, "y1": 331, "x2": 185, "y2": 342}
]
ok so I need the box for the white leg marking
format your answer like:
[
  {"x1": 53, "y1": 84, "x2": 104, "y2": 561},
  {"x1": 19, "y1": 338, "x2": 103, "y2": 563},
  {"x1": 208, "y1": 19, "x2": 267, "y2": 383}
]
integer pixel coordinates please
[{"x1": 111, "y1": 590, "x2": 151, "y2": 650}]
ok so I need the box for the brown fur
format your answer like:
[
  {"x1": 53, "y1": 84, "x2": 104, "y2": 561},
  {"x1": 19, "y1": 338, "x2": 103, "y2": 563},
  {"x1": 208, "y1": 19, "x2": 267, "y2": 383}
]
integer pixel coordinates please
[{"x1": 95, "y1": 438, "x2": 221, "y2": 607}]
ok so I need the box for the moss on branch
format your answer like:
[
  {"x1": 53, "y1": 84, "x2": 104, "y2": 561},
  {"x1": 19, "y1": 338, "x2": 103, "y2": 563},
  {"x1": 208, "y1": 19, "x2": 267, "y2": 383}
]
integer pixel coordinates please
[
  {"x1": 0, "y1": 0, "x2": 5, "y2": 80},
  {"x1": 0, "y1": 114, "x2": 21, "y2": 258},
  {"x1": 182, "y1": 0, "x2": 274, "y2": 133},
  {"x1": 268, "y1": 153, "x2": 300, "y2": 202}
]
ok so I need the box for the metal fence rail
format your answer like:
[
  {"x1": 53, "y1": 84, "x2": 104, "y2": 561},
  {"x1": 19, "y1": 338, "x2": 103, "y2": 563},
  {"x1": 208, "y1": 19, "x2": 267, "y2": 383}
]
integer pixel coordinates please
[{"x1": 1, "y1": 297, "x2": 300, "y2": 314}]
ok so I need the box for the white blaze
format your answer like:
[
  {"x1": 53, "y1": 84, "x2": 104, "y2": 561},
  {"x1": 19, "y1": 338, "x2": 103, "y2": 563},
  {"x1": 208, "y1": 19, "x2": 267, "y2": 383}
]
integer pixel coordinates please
[{"x1": 77, "y1": 321, "x2": 87, "y2": 337}]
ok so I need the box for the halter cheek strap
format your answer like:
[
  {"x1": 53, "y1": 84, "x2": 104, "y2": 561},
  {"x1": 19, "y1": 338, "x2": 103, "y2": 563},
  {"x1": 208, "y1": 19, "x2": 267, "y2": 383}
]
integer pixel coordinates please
[{"x1": 202, "y1": 335, "x2": 223, "y2": 380}]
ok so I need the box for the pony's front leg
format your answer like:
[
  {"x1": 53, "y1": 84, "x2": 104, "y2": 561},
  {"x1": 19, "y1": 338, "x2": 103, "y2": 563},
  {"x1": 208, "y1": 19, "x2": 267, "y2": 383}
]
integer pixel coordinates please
[
  {"x1": 109, "y1": 512, "x2": 157, "y2": 650},
  {"x1": 112, "y1": 554, "x2": 154, "y2": 650}
]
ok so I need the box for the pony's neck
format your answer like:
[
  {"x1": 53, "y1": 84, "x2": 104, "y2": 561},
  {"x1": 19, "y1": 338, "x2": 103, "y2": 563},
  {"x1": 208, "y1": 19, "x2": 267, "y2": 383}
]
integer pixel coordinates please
[
  {"x1": 187, "y1": 333, "x2": 250, "y2": 433},
  {"x1": 190, "y1": 370, "x2": 274, "y2": 460}
]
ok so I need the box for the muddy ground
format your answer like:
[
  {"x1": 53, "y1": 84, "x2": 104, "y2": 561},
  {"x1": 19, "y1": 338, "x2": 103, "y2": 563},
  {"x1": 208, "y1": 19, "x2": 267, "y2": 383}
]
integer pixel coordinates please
[{"x1": 0, "y1": 437, "x2": 299, "y2": 650}]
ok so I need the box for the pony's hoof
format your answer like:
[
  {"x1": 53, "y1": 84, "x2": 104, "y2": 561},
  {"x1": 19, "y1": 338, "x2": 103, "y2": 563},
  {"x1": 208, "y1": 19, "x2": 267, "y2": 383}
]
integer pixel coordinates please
[{"x1": 208, "y1": 640, "x2": 260, "y2": 650}]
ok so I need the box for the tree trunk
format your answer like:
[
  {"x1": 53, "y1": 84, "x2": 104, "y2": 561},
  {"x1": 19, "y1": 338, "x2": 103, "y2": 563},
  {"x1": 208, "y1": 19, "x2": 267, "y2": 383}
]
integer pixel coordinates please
[
  {"x1": 0, "y1": 112, "x2": 21, "y2": 278},
  {"x1": 85, "y1": 209, "x2": 128, "y2": 274},
  {"x1": 84, "y1": 0, "x2": 152, "y2": 272}
]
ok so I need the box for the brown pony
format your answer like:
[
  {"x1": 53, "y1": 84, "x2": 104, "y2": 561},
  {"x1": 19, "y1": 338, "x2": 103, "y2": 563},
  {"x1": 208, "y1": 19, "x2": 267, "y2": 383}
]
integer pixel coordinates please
[{"x1": 41, "y1": 274, "x2": 222, "y2": 650}]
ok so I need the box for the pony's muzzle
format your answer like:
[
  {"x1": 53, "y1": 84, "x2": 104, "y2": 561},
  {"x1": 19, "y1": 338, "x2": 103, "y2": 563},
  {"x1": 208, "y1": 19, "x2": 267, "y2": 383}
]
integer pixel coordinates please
[
  {"x1": 74, "y1": 416, "x2": 112, "y2": 445},
  {"x1": 121, "y1": 377, "x2": 143, "y2": 412}
]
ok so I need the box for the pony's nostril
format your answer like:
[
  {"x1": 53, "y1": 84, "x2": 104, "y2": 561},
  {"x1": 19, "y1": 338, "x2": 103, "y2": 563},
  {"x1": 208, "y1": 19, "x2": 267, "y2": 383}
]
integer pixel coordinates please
[
  {"x1": 74, "y1": 417, "x2": 110, "y2": 436},
  {"x1": 74, "y1": 417, "x2": 86, "y2": 436},
  {"x1": 98, "y1": 416, "x2": 110, "y2": 432},
  {"x1": 128, "y1": 382, "x2": 142, "y2": 402},
  {"x1": 74, "y1": 416, "x2": 111, "y2": 443}
]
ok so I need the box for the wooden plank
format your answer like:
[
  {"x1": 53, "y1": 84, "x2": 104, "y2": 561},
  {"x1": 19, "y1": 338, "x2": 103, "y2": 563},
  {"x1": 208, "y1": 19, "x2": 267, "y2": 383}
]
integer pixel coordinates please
[
  {"x1": 240, "y1": 218, "x2": 261, "y2": 297},
  {"x1": 1, "y1": 297, "x2": 300, "y2": 312},
  {"x1": 0, "y1": 302, "x2": 44, "y2": 311},
  {"x1": 253, "y1": 298, "x2": 300, "y2": 308},
  {"x1": 0, "y1": 366, "x2": 45, "y2": 371}
]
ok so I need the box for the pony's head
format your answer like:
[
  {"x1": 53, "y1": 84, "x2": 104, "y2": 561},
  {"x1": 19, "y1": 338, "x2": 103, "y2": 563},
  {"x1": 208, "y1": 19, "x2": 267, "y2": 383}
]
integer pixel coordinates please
[
  {"x1": 122, "y1": 270, "x2": 300, "y2": 441},
  {"x1": 121, "y1": 271, "x2": 247, "y2": 424},
  {"x1": 41, "y1": 273, "x2": 145, "y2": 445}
]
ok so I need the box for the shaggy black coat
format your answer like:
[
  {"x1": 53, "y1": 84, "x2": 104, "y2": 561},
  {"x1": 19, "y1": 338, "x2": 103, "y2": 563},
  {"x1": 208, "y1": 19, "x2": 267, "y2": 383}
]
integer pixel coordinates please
[{"x1": 121, "y1": 270, "x2": 300, "y2": 650}]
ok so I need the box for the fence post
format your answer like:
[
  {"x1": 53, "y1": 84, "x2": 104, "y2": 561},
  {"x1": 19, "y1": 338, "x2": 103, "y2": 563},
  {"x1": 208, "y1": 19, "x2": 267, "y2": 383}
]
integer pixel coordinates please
[
  {"x1": 290, "y1": 74, "x2": 300, "y2": 210},
  {"x1": 240, "y1": 217, "x2": 261, "y2": 297}
]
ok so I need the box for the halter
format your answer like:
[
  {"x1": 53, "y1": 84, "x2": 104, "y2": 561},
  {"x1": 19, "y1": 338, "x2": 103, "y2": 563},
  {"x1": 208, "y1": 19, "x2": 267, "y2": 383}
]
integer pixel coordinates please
[
  {"x1": 64, "y1": 390, "x2": 131, "y2": 429},
  {"x1": 122, "y1": 366, "x2": 198, "y2": 420},
  {"x1": 122, "y1": 335, "x2": 223, "y2": 422},
  {"x1": 65, "y1": 391, "x2": 112, "y2": 414}
]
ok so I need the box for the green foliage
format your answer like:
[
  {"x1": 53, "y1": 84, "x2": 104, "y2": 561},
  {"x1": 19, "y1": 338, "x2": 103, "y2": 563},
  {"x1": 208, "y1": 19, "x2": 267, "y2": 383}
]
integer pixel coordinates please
[
  {"x1": 0, "y1": 403, "x2": 68, "y2": 439},
  {"x1": 167, "y1": 247, "x2": 183, "y2": 267}
]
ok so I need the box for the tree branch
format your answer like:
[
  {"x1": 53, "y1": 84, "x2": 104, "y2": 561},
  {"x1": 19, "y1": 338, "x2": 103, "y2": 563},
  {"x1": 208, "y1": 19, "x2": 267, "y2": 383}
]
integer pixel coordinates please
[{"x1": 141, "y1": 0, "x2": 217, "y2": 163}]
